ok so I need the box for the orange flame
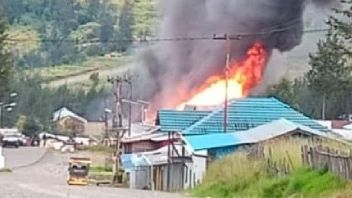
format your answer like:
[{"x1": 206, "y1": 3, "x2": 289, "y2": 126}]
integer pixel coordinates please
[{"x1": 178, "y1": 42, "x2": 267, "y2": 109}]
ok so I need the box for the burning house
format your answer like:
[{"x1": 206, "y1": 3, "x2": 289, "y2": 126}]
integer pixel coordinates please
[
  {"x1": 137, "y1": 0, "x2": 337, "y2": 111},
  {"x1": 157, "y1": 97, "x2": 329, "y2": 135},
  {"x1": 119, "y1": 97, "x2": 332, "y2": 192},
  {"x1": 122, "y1": 0, "x2": 339, "y2": 192},
  {"x1": 147, "y1": 97, "x2": 342, "y2": 191}
]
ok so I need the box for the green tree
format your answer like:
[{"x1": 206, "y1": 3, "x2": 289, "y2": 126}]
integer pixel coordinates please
[
  {"x1": 267, "y1": 78, "x2": 323, "y2": 119},
  {"x1": 87, "y1": 0, "x2": 101, "y2": 22},
  {"x1": 117, "y1": 0, "x2": 134, "y2": 52},
  {"x1": 2, "y1": 0, "x2": 25, "y2": 23},
  {"x1": 0, "y1": 7, "x2": 13, "y2": 99},
  {"x1": 16, "y1": 115, "x2": 27, "y2": 131},
  {"x1": 22, "y1": 117, "x2": 42, "y2": 137},
  {"x1": 328, "y1": 0, "x2": 352, "y2": 46},
  {"x1": 307, "y1": 34, "x2": 350, "y2": 119},
  {"x1": 307, "y1": 0, "x2": 352, "y2": 120},
  {"x1": 133, "y1": 0, "x2": 157, "y2": 41},
  {"x1": 267, "y1": 78, "x2": 297, "y2": 106},
  {"x1": 100, "y1": 13, "x2": 115, "y2": 42},
  {"x1": 89, "y1": 72, "x2": 100, "y2": 87}
]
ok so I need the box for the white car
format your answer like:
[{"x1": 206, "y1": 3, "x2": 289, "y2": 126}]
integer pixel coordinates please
[{"x1": 2, "y1": 134, "x2": 21, "y2": 148}]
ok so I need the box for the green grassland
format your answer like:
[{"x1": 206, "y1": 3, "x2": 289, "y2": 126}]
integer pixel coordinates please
[
  {"x1": 193, "y1": 167, "x2": 346, "y2": 198},
  {"x1": 25, "y1": 54, "x2": 132, "y2": 83}
]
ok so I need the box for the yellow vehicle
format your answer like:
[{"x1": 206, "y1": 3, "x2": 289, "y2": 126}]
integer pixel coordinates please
[{"x1": 67, "y1": 157, "x2": 91, "y2": 185}]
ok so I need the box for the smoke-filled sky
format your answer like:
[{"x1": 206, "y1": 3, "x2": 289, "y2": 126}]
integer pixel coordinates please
[{"x1": 136, "y1": 0, "x2": 337, "y2": 110}]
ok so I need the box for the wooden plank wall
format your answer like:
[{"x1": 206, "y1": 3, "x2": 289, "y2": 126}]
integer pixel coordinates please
[{"x1": 302, "y1": 145, "x2": 352, "y2": 179}]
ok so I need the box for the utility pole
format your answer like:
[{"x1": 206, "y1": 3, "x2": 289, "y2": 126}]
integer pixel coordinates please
[
  {"x1": 138, "y1": 100, "x2": 150, "y2": 124},
  {"x1": 322, "y1": 93, "x2": 326, "y2": 120},
  {"x1": 126, "y1": 79, "x2": 132, "y2": 137},
  {"x1": 121, "y1": 99, "x2": 150, "y2": 124},
  {"x1": 213, "y1": 34, "x2": 240, "y2": 133},
  {"x1": 107, "y1": 76, "x2": 127, "y2": 184},
  {"x1": 103, "y1": 98, "x2": 112, "y2": 146},
  {"x1": 224, "y1": 34, "x2": 230, "y2": 133}
]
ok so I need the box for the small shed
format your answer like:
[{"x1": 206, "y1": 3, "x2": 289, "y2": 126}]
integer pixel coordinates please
[{"x1": 121, "y1": 144, "x2": 193, "y2": 192}]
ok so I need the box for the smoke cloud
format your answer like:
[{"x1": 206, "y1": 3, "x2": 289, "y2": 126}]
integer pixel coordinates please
[{"x1": 137, "y1": 0, "x2": 337, "y2": 110}]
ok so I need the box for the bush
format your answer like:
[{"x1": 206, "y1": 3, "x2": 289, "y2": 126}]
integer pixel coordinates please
[
  {"x1": 81, "y1": 145, "x2": 114, "y2": 153},
  {"x1": 0, "y1": 168, "x2": 12, "y2": 173},
  {"x1": 90, "y1": 165, "x2": 113, "y2": 173}
]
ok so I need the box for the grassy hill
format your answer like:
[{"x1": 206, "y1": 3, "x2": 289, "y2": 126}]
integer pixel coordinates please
[
  {"x1": 25, "y1": 54, "x2": 132, "y2": 83},
  {"x1": 3, "y1": 0, "x2": 156, "y2": 83}
]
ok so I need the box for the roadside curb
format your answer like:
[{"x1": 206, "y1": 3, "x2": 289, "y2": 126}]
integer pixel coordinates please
[{"x1": 10, "y1": 148, "x2": 49, "y2": 170}]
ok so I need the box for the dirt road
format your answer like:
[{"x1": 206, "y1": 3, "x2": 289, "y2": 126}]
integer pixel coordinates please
[
  {"x1": 43, "y1": 63, "x2": 135, "y2": 88},
  {"x1": 0, "y1": 149, "x2": 186, "y2": 198}
]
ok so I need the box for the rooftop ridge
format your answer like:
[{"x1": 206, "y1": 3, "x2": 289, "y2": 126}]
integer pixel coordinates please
[{"x1": 183, "y1": 107, "x2": 224, "y2": 134}]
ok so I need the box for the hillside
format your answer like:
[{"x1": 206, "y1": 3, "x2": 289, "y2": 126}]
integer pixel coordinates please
[
  {"x1": 2, "y1": 0, "x2": 157, "y2": 83},
  {"x1": 2, "y1": 0, "x2": 329, "y2": 86}
]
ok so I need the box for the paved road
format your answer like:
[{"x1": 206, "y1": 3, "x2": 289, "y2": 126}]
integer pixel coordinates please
[
  {"x1": 3, "y1": 147, "x2": 47, "y2": 169},
  {"x1": 0, "y1": 149, "x2": 186, "y2": 198}
]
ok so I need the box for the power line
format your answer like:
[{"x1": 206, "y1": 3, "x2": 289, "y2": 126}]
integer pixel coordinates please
[{"x1": 5, "y1": 28, "x2": 329, "y2": 44}]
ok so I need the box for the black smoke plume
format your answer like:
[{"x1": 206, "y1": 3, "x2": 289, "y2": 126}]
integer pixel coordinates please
[{"x1": 136, "y1": 0, "x2": 337, "y2": 110}]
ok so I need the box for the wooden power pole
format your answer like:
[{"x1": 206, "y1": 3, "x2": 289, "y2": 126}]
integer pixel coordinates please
[
  {"x1": 213, "y1": 34, "x2": 240, "y2": 133},
  {"x1": 107, "y1": 76, "x2": 128, "y2": 184}
]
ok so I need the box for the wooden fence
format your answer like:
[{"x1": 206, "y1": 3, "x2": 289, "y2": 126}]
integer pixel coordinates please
[
  {"x1": 302, "y1": 145, "x2": 352, "y2": 179},
  {"x1": 247, "y1": 145, "x2": 293, "y2": 176}
]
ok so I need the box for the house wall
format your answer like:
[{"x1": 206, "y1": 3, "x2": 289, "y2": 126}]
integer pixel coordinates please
[
  {"x1": 332, "y1": 120, "x2": 351, "y2": 129},
  {"x1": 130, "y1": 166, "x2": 151, "y2": 189},
  {"x1": 130, "y1": 164, "x2": 185, "y2": 192},
  {"x1": 123, "y1": 141, "x2": 158, "y2": 154},
  {"x1": 84, "y1": 122, "x2": 104, "y2": 138},
  {"x1": 55, "y1": 117, "x2": 85, "y2": 134},
  {"x1": 187, "y1": 132, "x2": 328, "y2": 187},
  {"x1": 184, "y1": 150, "x2": 207, "y2": 189},
  {"x1": 208, "y1": 145, "x2": 238, "y2": 160},
  {"x1": 162, "y1": 163, "x2": 184, "y2": 192}
]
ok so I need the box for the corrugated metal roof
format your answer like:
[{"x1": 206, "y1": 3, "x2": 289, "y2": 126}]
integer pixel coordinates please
[
  {"x1": 184, "y1": 118, "x2": 330, "y2": 151},
  {"x1": 121, "y1": 145, "x2": 190, "y2": 169},
  {"x1": 53, "y1": 107, "x2": 87, "y2": 123},
  {"x1": 185, "y1": 133, "x2": 238, "y2": 151},
  {"x1": 121, "y1": 131, "x2": 178, "y2": 143},
  {"x1": 157, "y1": 109, "x2": 211, "y2": 132},
  {"x1": 233, "y1": 118, "x2": 327, "y2": 144},
  {"x1": 174, "y1": 97, "x2": 328, "y2": 134}
]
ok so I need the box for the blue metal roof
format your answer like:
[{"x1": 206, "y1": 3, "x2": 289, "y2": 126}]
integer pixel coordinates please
[
  {"x1": 185, "y1": 133, "x2": 239, "y2": 151},
  {"x1": 157, "y1": 109, "x2": 211, "y2": 132},
  {"x1": 184, "y1": 119, "x2": 331, "y2": 151},
  {"x1": 182, "y1": 97, "x2": 328, "y2": 134}
]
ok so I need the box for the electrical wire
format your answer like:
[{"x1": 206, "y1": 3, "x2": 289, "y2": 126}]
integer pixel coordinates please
[
  {"x1": 4, "y1": 28, "x2": 328, "y2": 44},
  {"x1": 4, "y1": 14, "x2": 328, "y2": 44}
]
